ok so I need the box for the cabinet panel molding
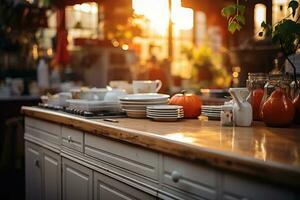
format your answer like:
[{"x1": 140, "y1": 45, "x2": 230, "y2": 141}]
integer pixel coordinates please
[{"x1": 62, "y1": 158, "x2": 93, "y2": 200}]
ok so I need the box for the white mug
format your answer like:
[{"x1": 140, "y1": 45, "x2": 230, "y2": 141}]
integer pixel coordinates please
[{"x1": 132, "y1": 80, "x2": 162, "y2": 94}]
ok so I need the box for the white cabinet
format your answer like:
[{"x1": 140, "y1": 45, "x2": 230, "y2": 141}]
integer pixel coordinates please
[
  {"x1": 25, "y1": 141, "x2": 61, "y2": 200},
  {"x1": 161, "y1": 155, "x2": 218, "y2": 200},
  {"x1": 221, "y1": 174, "x2": 296, "y2": 200},
  {"x1": 43, "y1": 148, "x2": 61, "y2": 200},
  {"x1": 25, "y1": 142, "x2": 42, "y2": 200},
  {"x1": 94, "y1": 171, "x2": 156, "y2": 200},
  {"x1": 62, "y1": 158, "x2": 93, "y2": 200},
  {"x1": 24, "y1": 117, "x2": 299, "y2": 200}
]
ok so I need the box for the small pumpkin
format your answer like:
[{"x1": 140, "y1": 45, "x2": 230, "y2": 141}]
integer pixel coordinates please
[{"x1": 169, "y1": 90, "x2": 202, "y2": 118}]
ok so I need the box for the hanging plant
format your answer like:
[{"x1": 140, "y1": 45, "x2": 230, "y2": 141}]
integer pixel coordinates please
[{"x1": 221, "y1": 0, "x2": 300, "y2": 88}]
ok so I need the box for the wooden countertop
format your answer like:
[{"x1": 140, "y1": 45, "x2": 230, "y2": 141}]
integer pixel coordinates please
[{"x1": 22, "y1": 106, "x2": 300, "y2": 189}]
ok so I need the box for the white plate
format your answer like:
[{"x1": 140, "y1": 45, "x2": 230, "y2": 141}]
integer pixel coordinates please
[
  {"x1": 121, "y1": 105, "x2": 148, "y2": 110},
  {"x1": 120, "y1": 93, "x2": 170, "y2": 101},
  {"x1": 147, "y1": 108, "x2": 183, "y2": 111},
  {"x1": 147, "y1": 111, "x2": 183, "y2": 114},
  {"x1": 147, "y1": 111, "x2": 183, "y2": 115},
  {"x1": 147, "y1": 114, "x2": 184, "y2": 118},
  {"x1": 146, "y1": 105, "x2": 183, "y2": 110},
  {"x1": 147, "y1": 110, "x2": 183, "y2": 114},
  {"x1": 148, "y1": 115, "x2": 183, "y2": 119},
  {"x1": 120, "y1": 100, "x2": 168, "y2": 105}
]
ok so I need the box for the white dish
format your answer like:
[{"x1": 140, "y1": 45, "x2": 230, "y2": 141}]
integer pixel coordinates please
[
  {"x1": 147, "y1": 114, "x2": 184, "y2": 118},
  {"x1": 147, "y1": 111, "x2": 183, "y2": 115},
  {"x1": 120, "y1": 93, "x2": 170, "y2": 101},
  {"x1": 146, "y1": 110, "x2": 183, "y2": 114},
  {"x1": 146, "y1": 105, "x2": 183, "y2": 110},
  {"x1": 125, "y1": 111, "x2": 146, "y2": 118},
  {"x1": 121, "y1": 104, "x2": 147, "y2": 109},
  {"x1": 147, "y1": 116, "x2": 182, "y2": 119},
  {"x1": 120, "y1": 100, "x2": 168, "y2": 105}
]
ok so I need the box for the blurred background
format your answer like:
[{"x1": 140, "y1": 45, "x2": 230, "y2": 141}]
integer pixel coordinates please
[{"x1": 0, "y1": 0, "x2": 298, "y2": 199}]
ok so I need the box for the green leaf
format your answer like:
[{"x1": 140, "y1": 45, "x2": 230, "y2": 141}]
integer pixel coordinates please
[
  {"x1": 261, "y1": 21, "x2": 268, "y2": 29},
  {"x1": 289, "y1": 0, "x2": 299, "y2": 17},
  {"x1": 221, "y1": 5, "x2": 236, "y2": 19},
  {"x1": 228, "y1": 21, "x2": 241, "y2": 34},
  {"x1": 236, "y1": 4, "x2": 246, "y2": 15},
  {"x1": 236, "y1": 15, "x2": 245, "y2": 25}
]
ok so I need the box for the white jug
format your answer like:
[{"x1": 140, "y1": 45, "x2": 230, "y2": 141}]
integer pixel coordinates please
[{"x1": 229, "y1": 88, "x2": 252, "y2": 127}]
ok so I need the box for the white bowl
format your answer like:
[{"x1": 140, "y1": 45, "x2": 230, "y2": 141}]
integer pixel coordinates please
[
  {"x1": 104, "y1": 89, "x2": 127, "y2": 102},
  {"x1": 80, "y1": 88, "x2": 108, "y2": 100}
]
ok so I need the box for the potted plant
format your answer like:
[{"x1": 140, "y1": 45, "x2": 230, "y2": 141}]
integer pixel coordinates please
[
  {"x1": 182, "y1": 45, "x2": 231, "y2": 89},
  {"x1": 222, "y1": 0, "x2": 300, "y2": 125},
  {"x1": 221, "y1": 0, "x2": 299, "y2": 88}
]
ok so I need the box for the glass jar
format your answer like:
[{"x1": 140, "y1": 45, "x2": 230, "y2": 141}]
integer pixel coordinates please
[
  {"x1": 290, "y1": 74, "x2": 300, "y2": 100},
  {"x1": 246, "y1": 73, "x2": 268, "y2": 90},
  {"x1": 246, "y1": 73, "x2": 268, "y2": 120},
  {"x1": 260, "y1": 74, "x2": 292, "y2": 115}
]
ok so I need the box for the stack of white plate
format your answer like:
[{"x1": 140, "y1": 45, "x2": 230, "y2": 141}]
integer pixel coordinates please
[
  {"x1": 201, "y1": 105, "x2": 222, "y2": 120},
  {"x1": 119, "y1": 93, "x2": 169, "y2": 118},
  {"x1": 146, "y1": 105, "x2": 184, "y2": 122}
]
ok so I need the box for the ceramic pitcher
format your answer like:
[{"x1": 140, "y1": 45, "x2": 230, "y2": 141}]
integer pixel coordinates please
[{"x1": 229, "y1": 88, "x2": 253, "y2": 127}]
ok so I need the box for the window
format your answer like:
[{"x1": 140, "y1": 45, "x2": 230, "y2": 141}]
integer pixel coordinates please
[{"x1": 254, "y1": 3, "x2": 267, "y2": 40}]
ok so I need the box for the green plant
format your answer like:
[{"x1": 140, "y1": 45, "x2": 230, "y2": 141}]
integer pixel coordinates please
[
  {"x1": 222, "y1": 0, "x2": 300, "y2": 88},
  {"x1": 182, "y1": 45, "x2": 231, "y2": 88}
]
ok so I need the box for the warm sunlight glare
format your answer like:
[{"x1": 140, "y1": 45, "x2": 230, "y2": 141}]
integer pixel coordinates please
[
  {"x1": 254, "y1": 3, "x2": 267, "y2": 40},
  {"x1": 171, "y1": 0, "x2": 193, "y2": 30},
  {"x1": 132, "y1": 0, "x2": 193, "y2": 35}
]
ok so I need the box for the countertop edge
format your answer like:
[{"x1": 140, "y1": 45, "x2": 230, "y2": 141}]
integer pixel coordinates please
[{"x1": 21, "y1": 106, "x2": 300, "y2": 189}]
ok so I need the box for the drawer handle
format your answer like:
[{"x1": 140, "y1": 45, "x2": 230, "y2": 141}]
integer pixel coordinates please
[
  {"x1": 35, "y1": 160, "x2": 40, "y2": 168},
  {"x1": 171, "y1": 170, "x2": 181, "y2": 183},
  {"x1": 67, "y1": 136, "x2": 72, "y2": 143}
]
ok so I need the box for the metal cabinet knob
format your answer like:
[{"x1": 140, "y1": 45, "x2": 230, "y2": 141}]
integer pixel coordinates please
[
  {"x1": 35, "y1": 159, "x2": 40, "y2": 168},
  {"x1": 171, "y1": 170, "x2": 181, "y2": 183},
  {"x1": 67, "y1": 136, "x2": 72, "y2": 143}
]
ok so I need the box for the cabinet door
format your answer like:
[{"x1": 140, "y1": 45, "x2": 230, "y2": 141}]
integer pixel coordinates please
[
  {"x1": 94, "y1": 171, "x2": 156, "y2": 200},
  {"x1": 25, "y1": 142, "x2": 42, "y2": 200},
  {"x1": 62, "y1": 158, "x2": 93, "y2": 200},
  {"x1": 42, "y1": 148, "x2": 61, "y2": 200}
]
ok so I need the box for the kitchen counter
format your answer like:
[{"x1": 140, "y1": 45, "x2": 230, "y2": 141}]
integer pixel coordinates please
[{"x1": 21, "y1": 106, "x2": 300, "y2": 189}]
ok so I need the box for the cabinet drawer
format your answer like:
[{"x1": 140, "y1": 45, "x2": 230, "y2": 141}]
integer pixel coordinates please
[
  {"x1": 222, "y1": 174, "x2": 296, "y2": 200},
  {"x1": 61, "y1": 126, "x2": 84, "y2": 152},
  {"x1": 162, "y1": 155, "x2": 218, "y2": 200},
  {"x1": 25, "y1": 117, "x2": 61, "y2": 147},
  {"x1": 85, "y1": 134, "x2": 159, "y2": 180}
]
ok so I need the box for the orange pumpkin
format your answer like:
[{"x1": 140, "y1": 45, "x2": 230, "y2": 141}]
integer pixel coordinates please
[{"x1": 169, "y1": 90, "x2": 202, "y2": 118}]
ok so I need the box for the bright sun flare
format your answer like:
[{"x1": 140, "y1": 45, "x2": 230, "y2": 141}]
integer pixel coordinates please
[{"x1": 132, "y1": 0, "x2": 193, "y2": 35}]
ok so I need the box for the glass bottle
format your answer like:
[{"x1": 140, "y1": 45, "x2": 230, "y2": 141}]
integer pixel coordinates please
[{"x1": 246, "y1": 73, "x2": 268, "y2": 120}]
